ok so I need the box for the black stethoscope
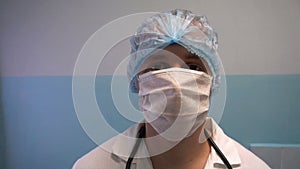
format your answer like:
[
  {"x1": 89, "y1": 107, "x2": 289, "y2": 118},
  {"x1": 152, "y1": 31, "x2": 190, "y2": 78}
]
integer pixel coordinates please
[{"x1": 125, "y1": 124, "x2": 233, "y2": 169}]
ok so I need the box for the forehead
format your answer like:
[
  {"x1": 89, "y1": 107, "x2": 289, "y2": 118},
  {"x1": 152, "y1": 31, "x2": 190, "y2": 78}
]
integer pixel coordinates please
[{"x1": 140, "y1": 43, "x2": 204, "y2": 66}]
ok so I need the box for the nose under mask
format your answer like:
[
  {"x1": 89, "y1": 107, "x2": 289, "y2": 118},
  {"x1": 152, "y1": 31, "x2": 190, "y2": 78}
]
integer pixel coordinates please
[{"x1": 138, "y1": 67, "x2": 212, "y2": 141}]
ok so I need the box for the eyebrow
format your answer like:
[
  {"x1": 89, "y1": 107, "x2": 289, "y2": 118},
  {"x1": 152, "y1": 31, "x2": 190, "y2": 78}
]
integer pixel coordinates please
[
  {"x1": 185, "y1": 53, "x2": 202, "y2": 60},
  {"x1": 149, "y1": 50, "x2": 203, "y2": 61},
  {"x1": 144, "y1": 55, "x2": 167, "y2": 63}
]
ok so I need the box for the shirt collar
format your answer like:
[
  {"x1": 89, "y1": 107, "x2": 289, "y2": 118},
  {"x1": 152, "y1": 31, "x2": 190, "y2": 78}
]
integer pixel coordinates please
[
  {"x1": 205, "y1": 118, "x2": 242, "y2": 168},
  {"x1": 110, "y1": 122, "x2": 149, "y2": 164},
  {"x1": 109, "y1": 118, "x2": 242, "y2": 167}
]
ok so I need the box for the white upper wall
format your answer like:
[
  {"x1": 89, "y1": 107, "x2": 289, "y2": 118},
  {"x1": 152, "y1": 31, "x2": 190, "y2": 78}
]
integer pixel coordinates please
[{"x1": 1, "y1": 0, "x2": 300, "y2": 76}]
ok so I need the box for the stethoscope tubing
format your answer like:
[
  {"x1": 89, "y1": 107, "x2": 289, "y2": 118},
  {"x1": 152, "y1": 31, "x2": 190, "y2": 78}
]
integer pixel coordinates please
[
  {"x1": 125, "y1": 124, "x2": 232, "y2": 169},
  {"x1": 204, "y1": 129, "x2": 233, "y2": 169},
  {"x1": 125, "y1": 124, "x2": 145, "y2": 169}
]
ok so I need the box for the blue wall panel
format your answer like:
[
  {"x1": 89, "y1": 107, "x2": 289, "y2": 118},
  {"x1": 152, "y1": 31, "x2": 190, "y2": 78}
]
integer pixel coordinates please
[
  {"x1": 220, "y1": 75, "x2": 300, "y2": 148},
  {"x1": 1, "y1": 75, "x2": 300, "y2": 169}
]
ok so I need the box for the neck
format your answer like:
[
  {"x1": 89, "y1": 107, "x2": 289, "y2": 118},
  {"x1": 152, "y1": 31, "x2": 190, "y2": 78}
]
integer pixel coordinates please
[{"x1": 145, "y1": 123, "x2": 211, "y2": 169}]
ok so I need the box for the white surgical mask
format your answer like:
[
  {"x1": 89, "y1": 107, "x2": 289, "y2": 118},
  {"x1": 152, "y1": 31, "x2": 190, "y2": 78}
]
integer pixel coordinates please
[{"x1": 138, "y1": 67, "x2": 212, "y2": 141}]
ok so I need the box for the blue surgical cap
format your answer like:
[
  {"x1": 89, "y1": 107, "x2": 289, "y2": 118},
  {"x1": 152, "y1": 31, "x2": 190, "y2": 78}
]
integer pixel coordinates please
[{"x1": 127, "y1": 9, "x2": 221, "y2": 93}]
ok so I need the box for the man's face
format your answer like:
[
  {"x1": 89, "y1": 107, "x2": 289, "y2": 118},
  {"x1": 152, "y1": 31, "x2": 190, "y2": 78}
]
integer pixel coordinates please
[{"x1": 138, "y1": 43, "x2": 209, "y2": 77}]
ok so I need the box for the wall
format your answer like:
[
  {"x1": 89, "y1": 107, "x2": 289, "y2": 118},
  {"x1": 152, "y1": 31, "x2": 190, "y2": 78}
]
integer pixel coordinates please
[
  {"x1": 0, "y1": 81, "x2": 5, "y2": 169},
  {"x1": 1, "y1": 0, "x2": 300, "y2": 168}
]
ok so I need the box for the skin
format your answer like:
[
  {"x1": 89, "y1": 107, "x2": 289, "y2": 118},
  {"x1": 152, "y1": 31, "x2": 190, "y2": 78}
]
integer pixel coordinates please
[
  {"x1": 138, "y1": 44, "x2": 209, "y2": 78},
  {"x1": 137, "y1": 44, "x2": 211, "y2": 169}
]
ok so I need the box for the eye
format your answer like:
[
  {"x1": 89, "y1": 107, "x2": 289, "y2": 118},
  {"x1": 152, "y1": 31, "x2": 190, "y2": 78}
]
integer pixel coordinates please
[
  {"x1": 188, "y1": 64, "x2": 205, "y2": 72},
  {"x1": 138, "y1": 62, "x2": 170, "y2": 76}
]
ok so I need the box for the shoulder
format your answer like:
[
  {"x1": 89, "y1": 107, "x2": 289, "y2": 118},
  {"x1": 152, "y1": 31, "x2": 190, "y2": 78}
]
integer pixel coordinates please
[
  {"x1": 72, "y1": 123, "x2": 141, "y2": 169},
  {"x1": 208, "y1": 118, "x2": 271, "y2": 169},
  {"x1": 72, "y1": 141, "x2": 120, "y2": 169},
  {"x1": 231, "y1": 139, "x2": 271, "y2": 169},
  {"x1": 72, "y1": 146, "x2": 108, "y2": 169}
]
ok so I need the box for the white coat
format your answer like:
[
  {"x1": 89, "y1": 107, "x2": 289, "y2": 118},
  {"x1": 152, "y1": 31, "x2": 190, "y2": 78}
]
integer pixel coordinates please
[{"x1": 72, "y1": 118, "x2": 270, "y2": 169}]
